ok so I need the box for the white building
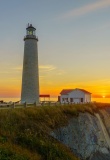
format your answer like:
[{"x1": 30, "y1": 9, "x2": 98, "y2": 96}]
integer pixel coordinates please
[{"x1": 60, "y1": 88, "x2": 91, "y2": 103}]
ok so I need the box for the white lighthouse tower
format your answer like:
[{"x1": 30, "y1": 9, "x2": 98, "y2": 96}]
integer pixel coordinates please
[{"x1": 21, "y1": 24, "x2": 39, "y2": 103}]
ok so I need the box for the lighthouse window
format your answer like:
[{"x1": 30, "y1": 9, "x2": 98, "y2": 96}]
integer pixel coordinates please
[
  {"x1": 27, "y1": 30, "x2": 33, "y2": 35},
  {"x1": 29, "y1": 31, "x2": 33, "y2": 35}
]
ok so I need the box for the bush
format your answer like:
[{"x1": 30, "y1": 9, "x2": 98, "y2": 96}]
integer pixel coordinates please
[{"x1": 0, "y1": 148, "x2": 29, "y2": 160}]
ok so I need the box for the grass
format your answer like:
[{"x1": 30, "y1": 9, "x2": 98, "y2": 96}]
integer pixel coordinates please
[
  {"x1": 0, "y1": 142, "x2": 41, "y2": 160},
  {"x1": 94, "y1": 102, "x2": 110, "y2": 109},
  {"x1": 0, "y1": 103, "x2": 101, "y2": 160}
]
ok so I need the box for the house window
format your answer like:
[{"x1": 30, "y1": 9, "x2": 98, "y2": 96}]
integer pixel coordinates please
[
  {"x1": 62, "y1": 98, "x2": 65, "y2": 101},
  {"x1": 81, "y1": 98, "x2": 83, "y2": 102},
  {"x1": 62, "y1": 98, "x2": 68, "y2": 102},
  {"x1": 70, "y1": 98, "x2": 73, "y2": 102}
]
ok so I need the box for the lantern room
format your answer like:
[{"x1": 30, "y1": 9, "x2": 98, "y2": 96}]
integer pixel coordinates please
[{"x1": 26, "y1": 24, "x2": 36, "y2": 36}]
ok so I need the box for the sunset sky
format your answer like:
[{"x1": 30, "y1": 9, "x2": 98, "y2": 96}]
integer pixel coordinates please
[{"x1": 0, "y1": 0, "x2": 110, "y2": 99}]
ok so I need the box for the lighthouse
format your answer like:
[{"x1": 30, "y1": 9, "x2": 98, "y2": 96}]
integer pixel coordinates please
[{"x1": 21, "y1": 24, "x2": 39, "y2": 103}]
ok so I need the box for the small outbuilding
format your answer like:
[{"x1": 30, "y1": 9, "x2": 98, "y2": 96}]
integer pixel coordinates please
[{"x1": 59, "y1": 88, "x2": 91, "y2": 103}]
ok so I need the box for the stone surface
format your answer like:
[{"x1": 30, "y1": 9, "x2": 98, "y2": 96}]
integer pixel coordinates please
[
  {"x1": 99, "y1": 109, "x2": 110, "y2": 137},
  {"x1": 90, "y1": 152, "x2": 110, "y2": 160},
  {"x1": 51, "y1": 111, "x2": 110, "y2": 160}
]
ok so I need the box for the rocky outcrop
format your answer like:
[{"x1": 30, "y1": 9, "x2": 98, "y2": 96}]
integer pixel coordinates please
[
  {"x1": 99, "y1": 108, "x2": 110, "y2": 137},
  {"x1": 51, "y1": 110, "x2": 110, "y2": 160}
]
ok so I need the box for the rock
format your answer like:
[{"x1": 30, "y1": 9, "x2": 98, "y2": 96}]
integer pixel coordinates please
[
  {"x1": 51, "y1": 111, "x2": 110, "y2": 159},
  {"x1": 90, "y1": 151, "x2": 110, "y2": 160}
]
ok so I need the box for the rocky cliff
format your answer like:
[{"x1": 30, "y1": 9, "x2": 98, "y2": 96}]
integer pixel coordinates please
[{"x1": 51, "y1": 108, "x2": 110, "y2": 160}]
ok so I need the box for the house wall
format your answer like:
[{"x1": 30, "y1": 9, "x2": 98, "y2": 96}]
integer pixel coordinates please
[
  {"x1": 61, "y1": 95, "x2": 69, "y2": 103},
  {"x1": 60, "y1": 89, "x2": 91, "y2": 103},
  {"x1": 85, "y1": 94, "x2": 91, "y2": 102}
]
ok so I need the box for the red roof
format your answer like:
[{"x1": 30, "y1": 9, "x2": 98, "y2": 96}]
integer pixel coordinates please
[
  {"x1": 60, "y1": 89, "x2": 73, "y2": 95},
  {"x1": 78, "y1": 89, "x2": 91, "y2": 94},
  {"x1": 60, "y1": 88, "x2": 91, "y2": 95}
]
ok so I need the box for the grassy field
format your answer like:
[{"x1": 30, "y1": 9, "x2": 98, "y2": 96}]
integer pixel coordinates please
[{"x1": 0, "y1": 103, "x2": 102, "y2": 160}]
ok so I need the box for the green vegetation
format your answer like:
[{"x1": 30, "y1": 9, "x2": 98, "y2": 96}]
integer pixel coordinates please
[{"x1": 0, "y1": 103, "x2": 99, "y2": 160}]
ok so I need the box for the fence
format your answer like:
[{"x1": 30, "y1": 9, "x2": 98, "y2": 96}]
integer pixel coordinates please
[
  {"x1": 0, "y1": 101, "x2": 62, "y2": 109},
  {"x1": 0, "y1": 101, "x2": 92, "y2": 109}
]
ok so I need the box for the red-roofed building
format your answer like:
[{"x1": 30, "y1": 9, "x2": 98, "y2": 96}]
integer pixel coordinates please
[{"x1": 59, "y1": 88, "x2": 91, "y2": 103}]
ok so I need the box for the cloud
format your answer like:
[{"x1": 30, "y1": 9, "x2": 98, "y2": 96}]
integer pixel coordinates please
[
  {"x1": 10, "y1": 65, "x2": 56, "y2": 73},
  {"x1": 39, "y1": 65, "x2": 66, "y2": 75},
  {"x1": 39, "y1": 76, "x2": 45, "y2": 80},
  {"x1": 39, "y1": 65, "x2": 56, "y2": 72},
  {"x1": 12, "y1": 65, "x2": 66, "y2": 76},
  {"x1": 56, "y1": 70, "x2": 66, "y2": 75},
  {"x1": 13, "y1": 66, "x2": 22, "y2": 71},
  {"x1": 60, "y1": 0, "x2": 110, "y2": 19},
  {"x1": 0, "y1": 71, "x2": 11, "y2": 74}
]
